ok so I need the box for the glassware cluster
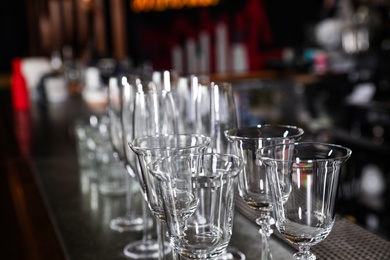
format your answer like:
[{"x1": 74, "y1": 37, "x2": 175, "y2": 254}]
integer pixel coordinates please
[{"x1": 74, "y1": 70, "x2": 352, "y2": 260}]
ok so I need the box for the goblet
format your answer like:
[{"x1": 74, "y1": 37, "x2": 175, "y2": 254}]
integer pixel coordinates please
[
  {"x1": 225, "y1": 125, "x2": 304, "y2": 260},
  {"x1": 259, "y1": 142, "x2": 352, "y2": 260},
  {"x1": 130, "y1": 134, "x2": 210, "y2": 258},
  {"x1": 129, "y1": 134, "x2": 210, "y2": 219},
  {"x1": 149, "y1": 153, "x2": 245, "y2": 259}
]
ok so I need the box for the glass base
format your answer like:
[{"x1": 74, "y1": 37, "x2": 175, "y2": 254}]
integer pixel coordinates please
[
  {"x1": 293, "y1": 251, "x2": 316, "y2": 260},
  {"x1": 216, "y1": 248, "x2": 246, "y2": 260},
  {"x1": 110, "y1": 215, "x2": 153, "y2": 233},
  {"x1": 123, "y1": 240, "x2": 171, "y2": 259}
]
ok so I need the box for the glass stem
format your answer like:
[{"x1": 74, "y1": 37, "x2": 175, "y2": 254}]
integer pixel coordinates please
[
  {"x1": 156, "y1": 220, "x2": 171, "y2": 260},
  {"x1": 124, "y1": 174, "x2": 133, "y2": 218},
  {"x1": 256, "y1": 211, "x2": 274, "y2": 260},
  {"x1": 260, "y1": 230, "x2": 272, "y2": 260},
  {"x1": 141, "y1": 198, "x2": 153, "y2": 244},
  {"x1": 294, "y1": 245, "x2": 316, "y2": 260}
]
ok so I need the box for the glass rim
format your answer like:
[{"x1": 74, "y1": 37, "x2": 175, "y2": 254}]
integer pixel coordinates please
[
  {"x1": 129, "y1": 134, "x2": 211, "y2": 151},
  {"x1": 258, "y1": 141, "x2": 352, "y2": 163},
  {"x1": 225, "y1": 124, "x2": 304, "y2": 140},
  {"x1": 148, "y1": 152, "x2": 245, "y2": 178}
]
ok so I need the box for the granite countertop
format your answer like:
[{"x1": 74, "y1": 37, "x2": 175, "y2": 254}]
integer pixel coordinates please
[
  {"x1": 29, "y1": 95, "x2": 390, "y2": 260},
  {"x1": 29, "y1": 96, "x2": 294, "y2": 260}
]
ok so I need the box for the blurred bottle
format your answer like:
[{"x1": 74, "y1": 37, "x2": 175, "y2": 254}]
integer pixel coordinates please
[{"x1": 63, "y1": 45, "x2": 82, "y2": 95}]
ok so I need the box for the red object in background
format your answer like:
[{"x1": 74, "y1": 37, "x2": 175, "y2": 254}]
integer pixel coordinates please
[
  {"x1": 11, "y1": 58, "x2": 30, "y2": 111},
  {"x1": 10, "y1": 58, "x2": 32, "y2": 159},
  {"x1": 245, "y1": 0, "x2": 273, "y2": 70}
]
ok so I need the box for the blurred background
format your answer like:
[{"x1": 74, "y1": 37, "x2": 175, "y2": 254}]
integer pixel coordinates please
[{"x1": 1, "y1": 0, "x2": 390, "y2": 241}]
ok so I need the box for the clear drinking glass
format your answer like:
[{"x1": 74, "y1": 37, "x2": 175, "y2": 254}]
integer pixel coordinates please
[
  {"x1": 171, "y1": 75, "x2": 209, "y2": 134},
  {"x1": 107, "y1": 77, "x2": 146, "y2": 232},
  {"x1": 126, "y1": 78, "x2": 178, "y2": 259},
  {"x1": 129, "y1": 134, "x2": 210, "y2": 219},
  {"x1": 74, "y1": 115, "x2": 100, "y2": 179},
  {"x1": 175, "y1": 77, "x2": 245, "y2": 259},
  {"x1": 130, "y1": 134, "x2": 210, "y2": 258},
  {"x1": 225, "y1": 125, "x2": 304, "y2": 260},
  {"x1": 149, "y1": 153, "x2": 245, "y2": 259},
  {"x1": 120, "y1": 75, "x2": 158, "y2": 259},
  {"x1": 259, "y1": 142, "x2": 352, "y2": 260},
  {"x1": 195, "y1": 80, "x2": 237, "y2": 154}
]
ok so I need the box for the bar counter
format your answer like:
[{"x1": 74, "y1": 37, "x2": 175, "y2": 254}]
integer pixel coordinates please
[{"x1": 2, "y1": 87, "x2": 390, "y2": 259}]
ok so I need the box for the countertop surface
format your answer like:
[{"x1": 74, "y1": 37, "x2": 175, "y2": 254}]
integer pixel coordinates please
[
  {"x1": 2, "y1": 87, "x2": 390, "y2": 259},
  {"x1": 28, "y1": 95, "x2": 294, "y2": 259}
]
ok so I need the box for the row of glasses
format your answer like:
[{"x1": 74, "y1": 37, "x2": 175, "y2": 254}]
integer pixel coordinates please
[
  {"x1": 114, "y1": 70, "x2": 352, "y2": 260},
  {"x1": 119, "y1": 71, "x2": 246, "y2": 259}
]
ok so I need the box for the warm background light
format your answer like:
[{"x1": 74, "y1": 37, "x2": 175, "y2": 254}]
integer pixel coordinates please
[{"x1": 131, "y1": 0, "x2": 219, "y2": 12}]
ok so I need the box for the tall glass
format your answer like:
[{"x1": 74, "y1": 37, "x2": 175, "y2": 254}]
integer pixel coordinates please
[
  {"x1": 107, "y1": 76, "x2": 144, "y2": 232},
  {"x1": 149, "y1": 153, "x2": 245, "y2": 259},
  {"x1": 259, "y1": 142, "x2": 352, "y2": 260},
  {"x1": 118, "y1": 76, "x2": 155, "y2": 259},
  {"x1": 172, "y1": 77, "x2": 245, "y2": 259},
  {"x1": 127, "y1": 79, "x2": 178, "y2": 259},
  {"x1": 195, "y1": 80, "x2": 237, "y2": 154},
  {"x1": 225, "y1": 125, "x2": 304, "y2": 260}
]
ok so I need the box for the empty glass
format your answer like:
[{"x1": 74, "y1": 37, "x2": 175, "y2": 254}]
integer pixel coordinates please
[
  {"x1": 196, "y1": 80, "x2": 237, "y2": 154},
  {"x1": 149, "y1": 153, "x2": 245, "y2": 259},
  {"x1": 130, "y1": 134, "x2": 210, "y2": 259},
  {"x1": 259, "y1": 142, "x2": 352, "y2": 260},
  {"x1": 108, "y1": 77, "x2": 146, "y2": 232},
  {"x1": 129, "y1": 134, "x2": 210, "y2": 220},
  {"x1": 172, "y1": 77, "x2": 245, "y2": 259},
  {"x1": 74, "y1": 115, "x2": 100, "y2": 179},
  {"x1": 126, "y1": 78, "x2": 178, "y2": 259},
  {"x1": 225, "y1": 125, "x2": 304, "y2": 260}
]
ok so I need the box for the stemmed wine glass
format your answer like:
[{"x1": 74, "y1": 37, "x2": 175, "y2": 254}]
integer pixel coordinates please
[
  {"x1": 195, "y1": 79, "x2": 237, "y2": 154},
  {"x1": 118, "y1": 75, "x2": 158, "y2": 259},
  {"x1": 149, "y1": 153, "x2": 245, "y2": 259},
  {"x1": 225, "y1": 125, "x2": 304, "y2": 260},
  {"x1": 129, "y1": 134, "x2": 210, "y2": 258},
  {"x1": 126, "y1": 77, "x2": 178, "y2": 259},
  {"x1": 259, "y1": 142, "x2": 352, "y2": 260},
  {"x1": 107, "y1": 76, "x2": 145, "y2": 232}
]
